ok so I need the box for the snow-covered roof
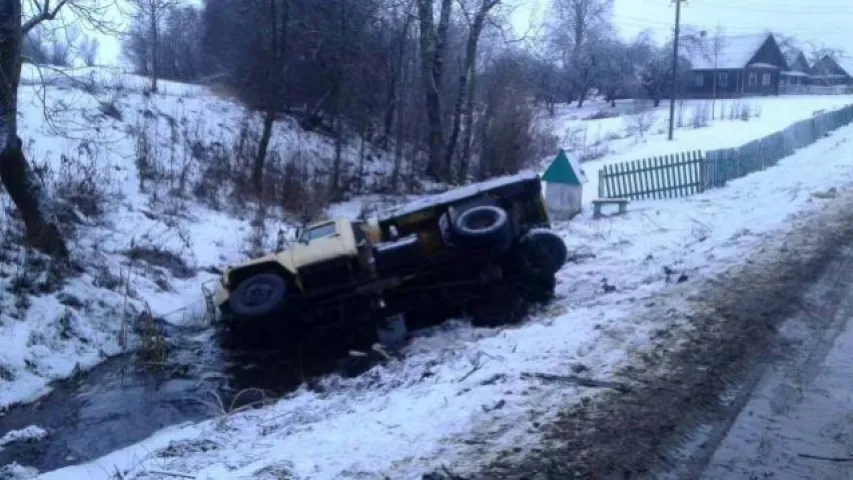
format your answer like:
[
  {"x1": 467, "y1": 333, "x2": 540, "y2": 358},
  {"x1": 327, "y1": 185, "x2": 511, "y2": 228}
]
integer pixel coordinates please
[
  {"x1": 747, "y1": 63, "x2": 779, "y2": 69},
  {"x1": 782, "y1": 71, "x2": 809, "y2": 77},
  {"x1": 836, "y1": 57, "x2": 853, "y2": 76},
  {"x1": 688, "y1": 33, "x2": 772, "y2": 70},
  {"x1": 376, "y1": 170, "x2": 542, "y2": 222},
  {"x1": 812, "y1": 55, "x2": 853, "y2": 78}
]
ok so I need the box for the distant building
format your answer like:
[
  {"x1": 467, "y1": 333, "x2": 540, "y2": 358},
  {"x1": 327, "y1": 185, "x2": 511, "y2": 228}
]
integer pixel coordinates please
[
  {"x1": 810, "y1": 55, "x2": 853, "y2": 86},
  {"x1": 781, "y1": 48, "x2": 811, "y2": 87},
  {"x1": 686, "y1": 33, "x2": 787, "y2": 98}
]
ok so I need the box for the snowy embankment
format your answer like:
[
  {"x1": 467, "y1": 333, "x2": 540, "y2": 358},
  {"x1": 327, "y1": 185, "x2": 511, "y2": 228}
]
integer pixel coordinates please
[
  {"x1": 35, "y1": 124, "x2": 853, "y2": 476},
  {"x1": 544, "y1": 95, "x2": 853, "y2": 201},
  {"x1": 1, "y1": 64, "x2": 395, "y2": 410}
]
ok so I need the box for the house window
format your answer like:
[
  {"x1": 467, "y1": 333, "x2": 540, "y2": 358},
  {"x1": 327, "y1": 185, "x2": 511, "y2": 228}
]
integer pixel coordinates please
[
  {"x1": 762, "y1": 72, "x2": 772, "y2": 86},
  {"x1": 694, "y1": 73, "x2": 704, "y2": 87},
  {"x1": 717, "y1": 72, "x2": 728, "y2": 86},
  {"x1": 748, "y1": 72, "x2": 758, "y2": 86}
]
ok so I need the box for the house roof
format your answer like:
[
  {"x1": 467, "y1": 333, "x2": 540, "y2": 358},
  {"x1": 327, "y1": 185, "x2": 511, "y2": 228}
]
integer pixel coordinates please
[
  {"x1": 836, "y1": 57, "x2": 853, "y2": 76},
  {"x1": 542, "y1": 150, "x2": 586, "y2": 185},
  {"x1": 783, "y1": 48, "x2": 805, "y2": 69},
  {"x1": 748, "y1": 63, "x2": 779, "y2": 69},
  {"x1": 688, "y1": 33, "x2": 772, "y2": 70},
  {"x1": 813, "y1": 55, "x2": 853, "y2": 78}
]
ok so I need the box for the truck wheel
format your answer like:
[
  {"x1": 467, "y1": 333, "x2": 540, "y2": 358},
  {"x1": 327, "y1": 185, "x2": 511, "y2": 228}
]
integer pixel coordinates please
[
  {"x1": 516, "y1": 229, "x2": 568, "y2": 279},
  {"x1": 453, "y1": 205, "x2": 512, "y2": 253},
  {"x1": 228, "y1": 273, "x2": 288, "y2": 317}
]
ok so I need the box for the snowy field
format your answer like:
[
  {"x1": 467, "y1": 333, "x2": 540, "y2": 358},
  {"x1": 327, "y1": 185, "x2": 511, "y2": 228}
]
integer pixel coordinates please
[
  {"x1": 24, "y1": 117, "x2": 853, "y2": 477},
  {"x1": 543, "y1": 95, "x2": 853, "y2": 201}
]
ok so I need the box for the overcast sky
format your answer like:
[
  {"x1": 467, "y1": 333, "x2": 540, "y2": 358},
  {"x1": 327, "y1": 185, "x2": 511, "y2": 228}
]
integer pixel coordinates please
[
  {"x1": 89, "y1": 0, "x2": 853, "y2": 66},
  {"x1": 512, "y1": 0, "x2": 853, "y2": 57}
]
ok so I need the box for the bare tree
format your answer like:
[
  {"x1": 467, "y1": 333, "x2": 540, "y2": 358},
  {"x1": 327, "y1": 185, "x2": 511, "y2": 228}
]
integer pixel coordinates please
[
  {"x1": 78, "y1": 34, "x2": 99, "y2": 66},
  {"x1": 22, "y1": 25, "x2": 50, "y2": 64},
  {"x1": 416, "y1": 0, "x2": 453, "y2": 180},
  {"x1": 595, "y1": 36, "x2": 637, "y2": 107},
  {"x1": 474, "y1": 52, "x2": 554, "y2": 180},
  {"x1": 636, "y1": 33, "x2": 692, "y2": 108},
  {"x1": 46, "y1": 24, "x2": 80, "y2": 66},
  {"x1": 444, "y1": 0, "x2": 500, "y2": 183},
  {"x1": 0, "y1": 0, "x2": 120, "y2": 257},
  {"x1": 548, "y1": 0, "x2": 613, "y2": 107},
  {"x1": 128, "y1": 0, "x2": 179, "y2": 92},
  {"x1": 124, "y1": 5, "x2": 201, "y2": 81},
  {"x1": 705, "y1": 27, "x2": 726, "y2": 120}
]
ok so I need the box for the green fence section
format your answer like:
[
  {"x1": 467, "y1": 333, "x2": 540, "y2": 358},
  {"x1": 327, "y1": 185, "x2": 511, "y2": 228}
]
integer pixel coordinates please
[
  {"x1": 598, "y1": 151, "x2": 704, "y2": 201},
  {"x1": 598, "y1": 104, "x2": 853, "y2": 200},
  {"x1": 703, "y1": 104, "x2": 853, "y2": 188}
]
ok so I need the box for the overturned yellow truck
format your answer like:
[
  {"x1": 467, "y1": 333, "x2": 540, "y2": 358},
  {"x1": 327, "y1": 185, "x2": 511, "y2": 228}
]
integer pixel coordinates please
[{"x1": 214, "y1": 172, "x2": 568, "y2": 348}]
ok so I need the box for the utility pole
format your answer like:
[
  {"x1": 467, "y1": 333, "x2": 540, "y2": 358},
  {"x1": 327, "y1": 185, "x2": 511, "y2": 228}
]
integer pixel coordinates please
[{"x1": 668, "y1": 0, "x2": 684, "y2": 141}]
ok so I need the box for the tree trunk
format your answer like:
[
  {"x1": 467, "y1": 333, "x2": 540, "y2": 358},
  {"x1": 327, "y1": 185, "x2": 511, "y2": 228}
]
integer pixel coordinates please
[
  {"x1": 390, "y1": 51, "x2": 409, "y2": 191},
  {"x1": 457, "y1": 49, "x2": 479, "y2": 184},
  {"x1": 0, "y1": 0, "x2": 67, "y2": 258},
  {"x1": 355, "y1": 130, "x2": 366, "y2": 195},
  {"x1": 329, "y1": 114, "x2": 344, "y2": 201},
  {"x1": 417, "y1": 0, "x2": 452, "y2": 181},
  {"x1": 391, "y1": 99, "x2": 406, "y2": 190},
  {"x1": 577, "y1": 87, "x2": 588, "y2": 108},
  {"x1": 253, "y1": 109, "x2": 275, "y2": 193},
  {"x1": 383, "y1": 16, "x2": 412, "y2": 141},
  {"x1": 444, "y1": 1, "x2": 492, "y2": 181},
  {"x1": 150, "y1": 9, "x2": 159, "y2": 93}
]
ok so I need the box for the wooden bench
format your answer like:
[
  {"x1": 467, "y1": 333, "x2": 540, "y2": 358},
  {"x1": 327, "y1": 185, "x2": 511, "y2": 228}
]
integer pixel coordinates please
[{"x1": 592, "y1": 198, "x2": 629, "y2": 218}]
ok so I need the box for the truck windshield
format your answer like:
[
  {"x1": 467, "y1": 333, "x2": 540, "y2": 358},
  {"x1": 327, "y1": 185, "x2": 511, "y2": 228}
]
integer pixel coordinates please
[{"x1": 300, "y1": 222, "x2": 337, "y2": 242}]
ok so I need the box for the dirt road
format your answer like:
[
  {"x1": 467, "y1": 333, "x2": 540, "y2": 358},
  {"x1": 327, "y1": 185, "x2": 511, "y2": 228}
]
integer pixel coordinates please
[
  {"x1": 700, "y1": 243, "x2": 853, "y2": 479},
  {"x1": 474, "y1": 189, "x2": 853, "y2": 479}
]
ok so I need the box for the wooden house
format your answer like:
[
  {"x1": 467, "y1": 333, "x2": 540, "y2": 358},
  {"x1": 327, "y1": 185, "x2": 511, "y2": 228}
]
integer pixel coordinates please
[
  {"x1": 781, "y1": 48, "x2": 811, "y2": 87},
  {"x1": 686, "y1": 33, "x2": 787, "y2": 98},
  {"x1": 810, "y1": 55, "x2": 853, "y2": 86}
]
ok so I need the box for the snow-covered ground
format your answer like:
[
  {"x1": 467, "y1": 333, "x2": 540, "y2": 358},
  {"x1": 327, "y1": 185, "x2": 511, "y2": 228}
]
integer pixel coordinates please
[
  {"x1": 1, "y1": 64, "x2": 398, "y2": 410},
  {"x1": 544, "y1": 95, "x2": 853, "y2": 201},
  {"x1": 4, "y1": 63, "x2": 853, "y2": 478},
  {"x1": 27, "y1": 115, "x2": 853, "y2": 478}
]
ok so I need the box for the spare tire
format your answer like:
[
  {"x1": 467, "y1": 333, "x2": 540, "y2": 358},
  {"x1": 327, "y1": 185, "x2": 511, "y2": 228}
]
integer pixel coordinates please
[
  {"x1": 453, "y1": 205, "x2": 512, "y2": 253},
  {"x1": 228, "y1": 273, "x2": 288, "y2": 317},
  {"x1": 516, "y1": 229, "x2": 568, "y2": 279}
]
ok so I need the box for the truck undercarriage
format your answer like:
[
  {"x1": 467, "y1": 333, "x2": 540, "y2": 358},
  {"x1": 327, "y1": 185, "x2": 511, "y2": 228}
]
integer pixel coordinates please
[{"x1": 215, "y1": 172, "x2": 567, "y2": 352}]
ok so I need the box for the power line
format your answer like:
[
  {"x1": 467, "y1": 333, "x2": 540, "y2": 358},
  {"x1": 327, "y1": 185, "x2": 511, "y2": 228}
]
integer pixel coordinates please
[
  {"x1": 645, "y1": 0, "x2": 853, "y2": 9},
  {"x1": 612, "y1": 14, "x2": 846, "y2": 34}
]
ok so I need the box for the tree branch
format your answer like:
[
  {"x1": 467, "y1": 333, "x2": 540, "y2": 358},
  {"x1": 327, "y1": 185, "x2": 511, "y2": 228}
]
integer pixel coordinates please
[{"x1": 23, "y1": 0, "x2": 69, "y2": 34}]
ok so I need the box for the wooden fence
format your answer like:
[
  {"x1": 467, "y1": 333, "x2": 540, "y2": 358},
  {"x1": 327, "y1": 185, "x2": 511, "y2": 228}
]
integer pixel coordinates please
[
  {"x1": 598, "y1": 151, "x2": 704, "y2": 200},
  {"x1": 597, "y1": 104, "x2": 853, "y2": 201}
]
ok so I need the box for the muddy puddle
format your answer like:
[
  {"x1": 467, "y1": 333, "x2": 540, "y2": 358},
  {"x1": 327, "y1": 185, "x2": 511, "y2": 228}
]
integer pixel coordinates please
[{"x1": 0, "y1": 321, "x2": 375, "y2": 474}]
